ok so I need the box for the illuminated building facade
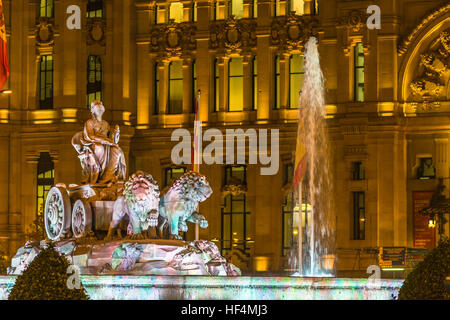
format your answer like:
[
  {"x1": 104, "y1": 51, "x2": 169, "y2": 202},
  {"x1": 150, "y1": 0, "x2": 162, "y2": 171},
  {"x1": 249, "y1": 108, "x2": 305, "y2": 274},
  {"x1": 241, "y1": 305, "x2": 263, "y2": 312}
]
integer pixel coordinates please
[{"x1": 0, "y1": 0, "x2": 449, "y2": 275}]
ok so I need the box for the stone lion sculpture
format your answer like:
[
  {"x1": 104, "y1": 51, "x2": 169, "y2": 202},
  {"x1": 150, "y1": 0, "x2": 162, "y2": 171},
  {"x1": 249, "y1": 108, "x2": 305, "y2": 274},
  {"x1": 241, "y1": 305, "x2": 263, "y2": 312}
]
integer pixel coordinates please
[
  {"x1": 159, "y1": 171, "x2": 212, "y2": 240},
  {"x1": 106, "y1": 171, "x2": 160, "y2": 240}
]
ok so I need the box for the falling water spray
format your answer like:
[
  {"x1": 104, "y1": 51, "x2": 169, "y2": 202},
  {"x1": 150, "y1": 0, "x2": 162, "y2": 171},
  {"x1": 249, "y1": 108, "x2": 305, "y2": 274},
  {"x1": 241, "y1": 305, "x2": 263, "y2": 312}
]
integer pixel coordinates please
[{"x1": 293, "y1": 36, "x2": 335, "y2": 277}]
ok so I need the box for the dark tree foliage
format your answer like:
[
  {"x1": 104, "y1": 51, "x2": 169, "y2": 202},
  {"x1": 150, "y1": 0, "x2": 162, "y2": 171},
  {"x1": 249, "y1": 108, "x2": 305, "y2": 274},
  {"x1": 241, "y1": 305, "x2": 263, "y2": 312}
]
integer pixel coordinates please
[
  {"x1": 8, "y1": 246, "x2": 89, "y2": 300},
  {"x1": 399, "y1": 238, "x2": 450, "y2": 300}
]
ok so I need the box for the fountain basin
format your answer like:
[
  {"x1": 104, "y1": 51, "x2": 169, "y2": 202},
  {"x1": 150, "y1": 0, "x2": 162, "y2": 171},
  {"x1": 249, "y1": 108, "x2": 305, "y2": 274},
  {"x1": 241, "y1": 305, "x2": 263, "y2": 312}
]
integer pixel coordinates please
[{"x1": 0, "y1": 275, "x2": 403, "y2": 300}]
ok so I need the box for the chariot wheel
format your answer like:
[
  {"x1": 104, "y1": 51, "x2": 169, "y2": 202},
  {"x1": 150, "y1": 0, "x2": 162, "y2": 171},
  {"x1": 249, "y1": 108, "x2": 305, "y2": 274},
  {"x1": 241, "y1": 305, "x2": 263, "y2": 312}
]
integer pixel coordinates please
[
  {"x1": 71, "y1": 199, "x2": 93, "y2": 238},
  {"x1": 44, "y1": 187, "x2": 72, "y2": 241}
]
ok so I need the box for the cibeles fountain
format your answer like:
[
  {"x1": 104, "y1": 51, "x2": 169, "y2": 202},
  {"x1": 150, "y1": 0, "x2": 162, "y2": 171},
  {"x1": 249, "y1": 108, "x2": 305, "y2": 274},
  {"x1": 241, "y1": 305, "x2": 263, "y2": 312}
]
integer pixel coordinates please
[{"x1": 0, "y1": 37, "x2": 404, "y2": 300}]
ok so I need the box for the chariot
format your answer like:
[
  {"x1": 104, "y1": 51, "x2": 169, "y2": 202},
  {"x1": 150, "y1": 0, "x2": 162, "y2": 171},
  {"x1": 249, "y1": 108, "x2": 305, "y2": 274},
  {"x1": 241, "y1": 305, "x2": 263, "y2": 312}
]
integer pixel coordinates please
[{"x1": 44, "y1": 183, "x2": 124, "y2": 241}]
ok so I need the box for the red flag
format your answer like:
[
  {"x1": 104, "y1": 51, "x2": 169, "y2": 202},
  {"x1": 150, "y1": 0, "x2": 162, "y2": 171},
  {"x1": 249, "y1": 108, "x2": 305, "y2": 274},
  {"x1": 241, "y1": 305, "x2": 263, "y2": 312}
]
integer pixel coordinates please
[{"x1": 0, "y1": 1, "x2": 9, "y2": 90}]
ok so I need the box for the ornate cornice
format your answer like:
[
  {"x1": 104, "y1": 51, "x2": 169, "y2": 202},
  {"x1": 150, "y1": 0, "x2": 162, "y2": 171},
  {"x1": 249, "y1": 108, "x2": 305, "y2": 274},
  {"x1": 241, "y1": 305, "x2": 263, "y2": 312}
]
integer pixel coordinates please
[
  {"x1": 86, "y1": 18, "x2": 106, "y2": 46},
  {"x1": 210, "y1": 16, "x2": 257, "y2": 56},
  {"x1": 221, "y1": 184, "x2": 248, "y2": 197},
  {"x1": 150, "y1": 21, "x2": 196, "y2": 59},
  {"x1": 398, "y1": 4, "x2": 450, "y2": 56},
  {"x1": 270, "y1": 13, "x2": 318, "y2": 54},
  {"x1": 35, "y1": 17, "x2": 54, "y2": 47}
]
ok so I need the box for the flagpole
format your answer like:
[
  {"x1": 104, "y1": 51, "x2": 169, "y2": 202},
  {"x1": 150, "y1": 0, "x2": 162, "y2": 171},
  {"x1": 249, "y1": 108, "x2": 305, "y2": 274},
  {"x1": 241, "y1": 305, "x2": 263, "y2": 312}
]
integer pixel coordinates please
[
  {"x1": 298, "y1": 183, "x2": 303, "y2": 275},
  {"x1": 194, "y1": 90, "x2": 201, "y2": 241}
]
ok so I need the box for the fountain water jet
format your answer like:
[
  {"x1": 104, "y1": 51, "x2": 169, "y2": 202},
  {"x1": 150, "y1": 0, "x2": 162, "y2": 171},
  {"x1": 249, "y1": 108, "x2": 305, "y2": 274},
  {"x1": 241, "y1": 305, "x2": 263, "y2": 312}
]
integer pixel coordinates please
[{"x1": 291, "y1": 36, "x2": 336, "y2": 277}]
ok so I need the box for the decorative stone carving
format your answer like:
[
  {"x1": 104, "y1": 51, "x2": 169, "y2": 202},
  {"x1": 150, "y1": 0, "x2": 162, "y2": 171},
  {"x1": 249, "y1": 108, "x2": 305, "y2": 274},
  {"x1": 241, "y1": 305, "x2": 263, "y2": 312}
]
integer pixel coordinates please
[
  {"x1": 339, "y1": 10, "x2": 366, "y2": 33},
  {"x1": 210, "y1": 16, "x2": 257, "y2": 55},
  {"x1": 150, "y1": 21, "x2": 196, "y2": 59},
  {"x1": 221, "y1": 184, "x2": 248, "y2": 197},
  {"x1": 398, "y1": 4, "x2": 450, "y2": 56},
  {"x1": 35, "y1": 18, "x2": 54, "y2": 46},
  {"x1": 86, "y1": 18, "x2": 106, "y2": 46},
  {"x1": 409, "y1": 29, "x2": 450, "y2": 105},
  {"x1": 271, "y1": 13, "x2": 317, "y2": 53}
]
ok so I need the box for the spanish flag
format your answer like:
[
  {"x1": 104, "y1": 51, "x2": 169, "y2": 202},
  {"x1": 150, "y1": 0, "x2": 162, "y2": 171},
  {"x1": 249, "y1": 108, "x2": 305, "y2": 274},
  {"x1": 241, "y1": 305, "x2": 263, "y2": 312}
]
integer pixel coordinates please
[
  {"x1": 293, "y1": 103, "x2": 306, "y2": 189},
  {"x1": 0, "y1": 1, "x2": 9, "y2": 90}
]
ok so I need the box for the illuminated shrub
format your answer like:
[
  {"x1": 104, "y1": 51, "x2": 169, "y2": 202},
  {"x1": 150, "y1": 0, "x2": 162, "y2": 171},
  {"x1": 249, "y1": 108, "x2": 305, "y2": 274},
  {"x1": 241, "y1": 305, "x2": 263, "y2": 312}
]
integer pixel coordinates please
[
  {"x1": 399, "y1": 239, "x2": 450, "y2": 300},
  {"x1": 8, "y1": 246, "x2": 89, "y2": 300}
]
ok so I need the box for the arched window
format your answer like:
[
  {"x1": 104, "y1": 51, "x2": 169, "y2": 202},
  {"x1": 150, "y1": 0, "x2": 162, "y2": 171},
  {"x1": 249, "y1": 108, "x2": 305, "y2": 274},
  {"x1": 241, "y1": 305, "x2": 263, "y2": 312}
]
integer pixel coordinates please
[
  {"x1": 289, "y1": 54, "x2": 304, "y2": 109},
  {"x1": 87, "y1": 0, "x2": 103, "y2": 18},
  {"x1": 87, "y1": 56, "x2": 102, "y2": 108},
  {"x1": 229, "y1": 0, "x2": 243, "y2": 19},
  {"x1": 168, "y1": 60, "x2": 183, "y2": 114},
  {"x1": 228, "y1": 58, "x2": 243, "y2": 111},
  {"x1": 274, "y1": 56, "x2": 280, "y2": 109},
  {"x1": 169, "y1": 2, "x2": 184, "y2": 23},
  {"x1": 252, "y1": 57, "x2": 257, "y2": 110},
  {"x1": 214, "y1": 59, "x2": 220, "y2": 112},
  {"x1": 192, "y1": 60, "x2": 197, "y2": 113},
  {"x1": 39, "y1": 55, "x2": 53, "y2": 109},
  {"x1": 37, "y1": 153, "x2": 54, "y2": 219},
  {"x1": 154, "y1": 64, "x2": 159, "y2": 114},
  {"x1": 40, "y1": 0, "x2": 54, "y2": 18}
]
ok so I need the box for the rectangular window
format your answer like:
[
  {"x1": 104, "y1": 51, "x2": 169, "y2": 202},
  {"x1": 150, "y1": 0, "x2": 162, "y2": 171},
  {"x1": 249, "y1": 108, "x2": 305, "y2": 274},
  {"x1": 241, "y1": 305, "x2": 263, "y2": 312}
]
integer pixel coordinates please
[
  {"x1": 229, "y1": 0, "x2": 244, "y2": 19},
  {"x1": 214, "y1": 1, "x2": 221, "y2": 20},
  {"x1": 214, "y1": 59, "x2": 220, "y2": 112},
  {"x1": 274, "y1": 56, "x2": 280, "y2": 109},
  {"x1": 221, "y1": 185, "x2": 251, "y2": 256},
  {"x1": 164, "y1": 167, "x2": 186, "y2": 187},
  {"x1": 253, "y1": 57, "x2": 257, "y2": 110},
  {"x1": 40, "y1": 0, "x2": 54, "y2": 18},
  {"x1": 37, "y1": 153, "x2": 54, "y2": 220},
  {"x1": 87, "y1": 56, "x2": 102, "y2": 108},
  {"x1": 289, "y1": 54, "x2": 304, "y2": 109},
  {"x1": 281, "y1": 193, "x2": 300, "y2": 256},
  {"x1": 289, "y1": 0, "x2": 304, "y2": 15},
  {"x1": 352, "y1": 192, "x2": 365, "y2": 240},
  {"x1": 274, "y1": 0, "x2": 280, "y2": 16},
  {"x1": 253, "y1": 0, "x2": 258, "y2": 18},
  {"x1": 354, "y1": 42, "x2": 365, "y2": 102},
  {"x1": 169, "y1": 60, "x2": 183, "y2": 114},
  {"x1": 352, "y1": 162, "x2": 365, "y2": 180},
  {"x1": 224, "y1": 165, "x2": 246, "y2": 186},
  {"x1": 193, "y1": 2, "x2": 198, "y2": 22},
  {"x1": 228, "y1": 58, "x2": 243, "y2": 112},
  {"x1": 39, "y1": 55, "x2": 53, "y2": 109},
  {"x1": 87, "y1": 0, "x2": 103, "y2": 18},
  {"x1": 169, "y1": 2, "x2": 184, "y2": 23},
  {"x1": 417, "y1": 158, "x2": 436, "y2": 180},
  {"x1": 154, "y1": 64, "x2": 159, "y2": 114}
]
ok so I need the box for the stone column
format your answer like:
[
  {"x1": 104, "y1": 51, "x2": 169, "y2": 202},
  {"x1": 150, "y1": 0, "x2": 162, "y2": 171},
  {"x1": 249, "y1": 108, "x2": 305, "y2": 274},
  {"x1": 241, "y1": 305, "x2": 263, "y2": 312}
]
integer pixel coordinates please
[
  {"x1": 182, "y1": 58, "x2": 193, "y2": 124},
  {"x1": 243, "y1": 55, "x2": 253, "y2": 112},
  {"x1": 158, "y1": 60, "x2": 169, "y2": 119},
  {"x1": 279, "y1": 53, "x2": 290, "y2": 110}
]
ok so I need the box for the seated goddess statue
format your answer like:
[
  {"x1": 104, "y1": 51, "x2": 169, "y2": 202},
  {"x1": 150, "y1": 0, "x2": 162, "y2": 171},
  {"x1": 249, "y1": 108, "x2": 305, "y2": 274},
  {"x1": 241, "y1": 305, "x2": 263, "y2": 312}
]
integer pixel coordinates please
[{"x1": 72, "y1": 100, "x2": 127, "y2": 185}]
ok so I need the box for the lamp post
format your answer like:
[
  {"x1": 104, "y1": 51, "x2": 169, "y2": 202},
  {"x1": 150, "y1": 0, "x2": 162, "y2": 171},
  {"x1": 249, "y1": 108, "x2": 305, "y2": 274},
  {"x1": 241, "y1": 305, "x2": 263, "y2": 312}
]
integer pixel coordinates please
[{"x1": 420, "y1": 178, "x2": 450, "y2": 242}]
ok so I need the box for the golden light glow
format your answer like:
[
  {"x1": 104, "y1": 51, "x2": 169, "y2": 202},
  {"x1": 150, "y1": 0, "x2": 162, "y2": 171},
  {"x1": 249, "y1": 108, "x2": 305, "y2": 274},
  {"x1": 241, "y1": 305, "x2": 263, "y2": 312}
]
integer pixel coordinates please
[
  {"x1": 62, "y1": 108, "x2": 78, "y2": 123},
  {"x1": 254, "y1": 256, "x2": 270, "y2": 272},
  {"x1": 428, "y1": 219, "x2": 436, "y2": 228},
  {"x1": 0, "y1": 90, "x2": 12, "y2": 94},
  {"x1": 0, "y1": 109, "x2": 9, "y2": 123},
  {"x1": 123, "y1": 111, "x2": 132, "y2": 126}
]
